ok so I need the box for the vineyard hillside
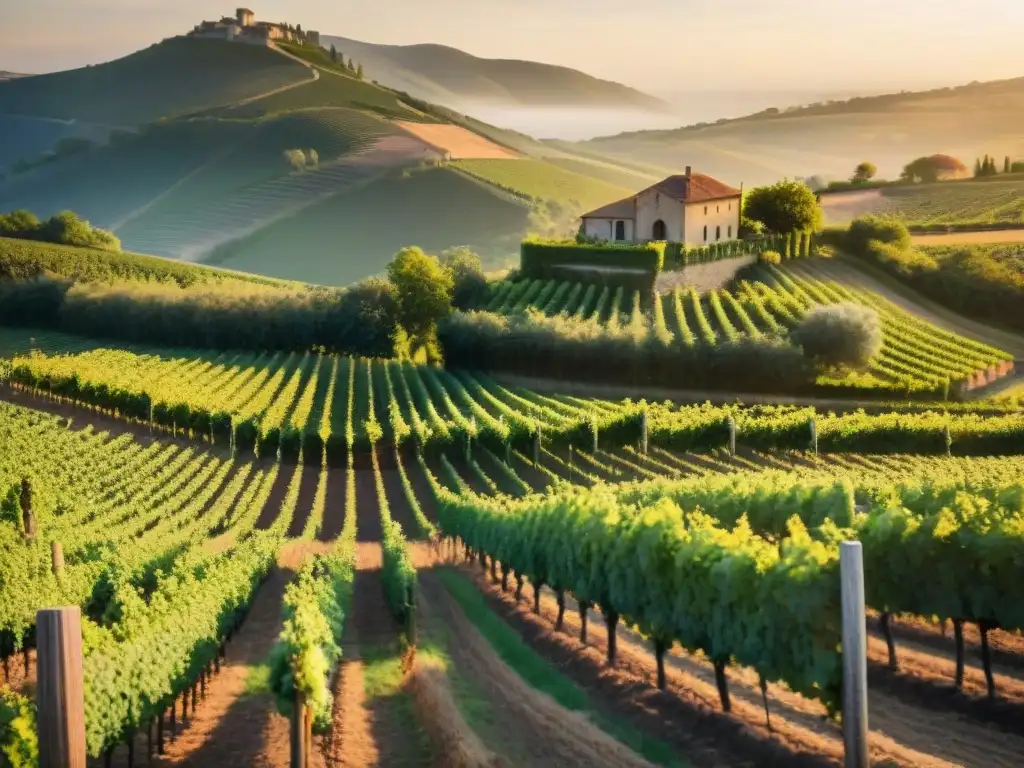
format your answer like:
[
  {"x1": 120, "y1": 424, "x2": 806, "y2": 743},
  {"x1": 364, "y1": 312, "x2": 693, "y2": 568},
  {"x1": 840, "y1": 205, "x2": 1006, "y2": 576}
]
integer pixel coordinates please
[
  {"x1": 202, "y1": 167, "x2": 533, "y2": 282},
  {"x1": 821, "y1": 178, "x2": 1024, "y2": 227},
  {"x1": 579, "y1": 76, "x2": 1024, "y2": 186}
]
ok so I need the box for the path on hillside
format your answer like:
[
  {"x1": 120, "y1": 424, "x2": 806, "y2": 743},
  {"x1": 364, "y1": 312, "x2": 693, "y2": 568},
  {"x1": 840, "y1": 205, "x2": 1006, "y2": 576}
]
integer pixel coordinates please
[
  {"x1": 227, "y1": 52, "x2": 319, "y2": 108},
  {"x1": 911, "y1": 229, "x2": 1024, "y2": 245},
  {"x1": 795, "y1": 257, "x2": 1024, "y2": 358}
]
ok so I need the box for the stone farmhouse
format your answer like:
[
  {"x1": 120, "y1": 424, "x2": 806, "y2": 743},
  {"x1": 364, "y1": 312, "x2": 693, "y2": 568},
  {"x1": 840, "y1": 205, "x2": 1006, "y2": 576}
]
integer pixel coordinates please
[
  {"x1": 581, "y1": 168, "x2": 742, "y2": 248},
  {"x1": 189, "y1": 8, "x2": 319, "y2": 47}
]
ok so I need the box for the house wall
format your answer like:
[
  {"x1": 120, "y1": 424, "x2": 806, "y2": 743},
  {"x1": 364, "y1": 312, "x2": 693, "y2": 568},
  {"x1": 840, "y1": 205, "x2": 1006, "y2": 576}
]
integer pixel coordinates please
[
  {"x1": 583, "y1": 218, "x2": 635, "y2": 242},
  {"x1": 636, "y1": 188, "x2": 683, "y2": 242},
  {"x1": 683, "y1": 197, "x2": 741, "y2": 247}
]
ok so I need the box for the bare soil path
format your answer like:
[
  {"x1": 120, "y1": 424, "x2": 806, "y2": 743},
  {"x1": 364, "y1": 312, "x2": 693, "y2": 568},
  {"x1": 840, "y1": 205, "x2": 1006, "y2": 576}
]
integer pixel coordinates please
[
  {"x1": 417, "y1": 569, "x2": 658, "y2": 768},
  {"x1": 911, "y1": 230, "x2": 1024, "y2": 246},
  {"x1": 101, "y1": 541, "x2": 332, "y2": 768},
  {"x1": 463, "y1": 563, "x2": 1024, "y2": 767}
]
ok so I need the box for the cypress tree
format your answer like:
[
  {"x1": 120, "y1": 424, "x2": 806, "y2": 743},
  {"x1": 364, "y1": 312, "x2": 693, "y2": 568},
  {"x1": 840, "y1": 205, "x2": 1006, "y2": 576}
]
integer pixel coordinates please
[
  {"x1": 974, "y1": 158, "x2": 983, "y2": 177},
  {"x1": 1005, "y1": 156, "x2": 1012, "y2": 174}
]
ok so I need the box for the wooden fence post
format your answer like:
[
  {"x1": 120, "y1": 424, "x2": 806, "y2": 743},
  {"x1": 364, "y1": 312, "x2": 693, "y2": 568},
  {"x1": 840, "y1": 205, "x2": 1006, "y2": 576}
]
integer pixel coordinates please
[
  {"x1": 640, "y1": 409, "x2": 648, "y2": 455},
  {"x1": 291, "y1": 689, "x2": 308, "y2": 768},
  {"x1": 727, "y1": 415, "x2": 737, "y2": 457},
  {"x1": 37, "y1": 607, "x2": 87, "y2": 768},
  {"x1": 840, "y1": 542, "x2": 869, "y2": 768},
  {"x1": 51, "y1": 541, "x2": 64, "y2": 577},
  {"x1": 810, "y1": 416, "x2": 818, "y2": 458}
]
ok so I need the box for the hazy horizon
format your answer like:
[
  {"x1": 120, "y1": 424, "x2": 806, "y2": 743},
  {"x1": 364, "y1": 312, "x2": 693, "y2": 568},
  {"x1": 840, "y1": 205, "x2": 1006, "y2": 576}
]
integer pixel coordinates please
[{"x1": 3, "y1": 0, "x2": 1022, "y2": 98}]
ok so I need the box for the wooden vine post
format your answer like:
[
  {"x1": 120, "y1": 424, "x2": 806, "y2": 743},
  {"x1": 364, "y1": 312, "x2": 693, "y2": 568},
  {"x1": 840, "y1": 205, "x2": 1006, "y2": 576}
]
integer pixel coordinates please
[
  {"x1": 37, "y1": 607, "x2": 87, "y2": 768},
  {"x1": 840, "y1": 542, "x2": 869, "y2": 768},
  {"x1": 532, "y1": 425, "x2": 541, "y2": 467},
  {"x1": 51, "y1": 540, "x2": 64, "y2": 577},
  {"x1": 290, "y1": 689, "x2": 310, "y2": 768},
  {"x1": 727, "y1": 415, "x2": 737, "y2": 457},
  {"x1": 639, "y1": 409, "x2": 648, "y2": 455},
  {"x1": 810, "y1": 416, "x2": 818, "y2": 457}
]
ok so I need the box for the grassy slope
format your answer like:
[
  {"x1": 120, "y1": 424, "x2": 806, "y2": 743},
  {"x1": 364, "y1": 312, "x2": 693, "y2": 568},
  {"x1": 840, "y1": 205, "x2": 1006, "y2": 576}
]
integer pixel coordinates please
[
  {"x1": 0, "y1": 38, "x2": 309, "y2": 124},
  {"x1": 202, "y1": 168, "x2": 531, "y2": 283},
  {"x1": 880, "y1": 178, "x2": 1024, "y2": 225},
  {"x1": 581, "y1": 78, "x2": 1024, "y2": 187},
  {"x1": 211, "y1": 69, "x2": 422, "y2": 121},
  {"x1": 321, "y1": 35, "x2": 670, "y2": 111},
  {"x1": 449, "y1": 158, "x2": 634, "y2": 210},
  {"x1": 116, "y1": 109, "x2": 395, "y2": 233},
  {"x1": 0, "y1": 236, "x2": 295, "y2": 287}
]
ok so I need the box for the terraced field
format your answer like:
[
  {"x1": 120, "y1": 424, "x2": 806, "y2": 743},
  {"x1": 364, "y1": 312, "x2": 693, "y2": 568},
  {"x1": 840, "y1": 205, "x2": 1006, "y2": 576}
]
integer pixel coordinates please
[
  {"x1": 0, "y1": 123, "x2": 233, "y2": 228},
  {"x1": 483, "y1": 265, "x2": 1014, "y2": 396},
  {"x1": 125, "y1": 134, "x2": 429, "y2": 263},
  {"x1": 202, "y1": 167, "x2": 531, "y2": 282},
  {"x1": 116, "y1": 109, "x2": 396, "y2": 234},
  {"x1": 449, "y1": 157, "x2": 633, "y2": 210}
]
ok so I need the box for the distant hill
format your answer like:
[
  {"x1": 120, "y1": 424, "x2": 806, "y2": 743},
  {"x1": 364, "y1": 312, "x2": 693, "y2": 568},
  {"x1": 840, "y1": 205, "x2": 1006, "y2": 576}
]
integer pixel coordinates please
[
  {"x1": 0, "y1": 71, "x2": 28, "y2": 82},
  {"x1": 577, "y1": 76, "x2": 1024, "y2": 187},
  {"x1": 321, "y1": 35, "x2": 671, "y2": 113},
  {"x1": 0, "y1": 37, "x2": 309, "y2": 125}
]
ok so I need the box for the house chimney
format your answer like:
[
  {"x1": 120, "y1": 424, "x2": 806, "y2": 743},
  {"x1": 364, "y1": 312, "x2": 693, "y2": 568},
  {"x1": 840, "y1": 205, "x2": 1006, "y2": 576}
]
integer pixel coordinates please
[{"x1": 685, "y1": 166, "x2": 691, "y2": 177}]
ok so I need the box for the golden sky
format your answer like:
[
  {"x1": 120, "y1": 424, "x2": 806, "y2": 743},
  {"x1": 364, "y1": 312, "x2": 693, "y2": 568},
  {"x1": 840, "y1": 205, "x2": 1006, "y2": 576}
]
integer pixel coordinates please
[{"x1": 3, "y1": 0, "x2": 1021, "y2": 95}]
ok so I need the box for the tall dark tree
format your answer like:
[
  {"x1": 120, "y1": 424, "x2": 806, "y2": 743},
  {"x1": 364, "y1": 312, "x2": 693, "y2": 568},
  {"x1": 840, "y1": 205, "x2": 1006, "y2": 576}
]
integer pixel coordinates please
[
  {"x1": 974, "y1": 158, "x2": 983, "y2": 177},
  {"x1": 1005, "y1": 156, "x2": 1012, "y2": 174},
  {"x1": 330, "y1": 44, "x2": 338, "y2": 63}
]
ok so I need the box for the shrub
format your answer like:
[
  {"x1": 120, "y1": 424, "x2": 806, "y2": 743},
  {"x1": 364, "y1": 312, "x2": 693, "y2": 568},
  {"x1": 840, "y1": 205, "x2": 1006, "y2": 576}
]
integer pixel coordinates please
[
  {"x1": 847, "y1": 214, "x2": 912, "y2": 255},
  {"x1": 759, "y1": 250, "x2": 782, "y2": 265},
  {"x1": 0, "y1": 688, "x2": 37, "y2": 768},
  {"x1": 791, "y1": 303, "x2": 883, "y2": 369},
  {"x1": 440, "y1": 246, "x2": 487, "y2": 310},
  {"x1": 743, "y1": 180, "x2": 823, "y2": 234}
]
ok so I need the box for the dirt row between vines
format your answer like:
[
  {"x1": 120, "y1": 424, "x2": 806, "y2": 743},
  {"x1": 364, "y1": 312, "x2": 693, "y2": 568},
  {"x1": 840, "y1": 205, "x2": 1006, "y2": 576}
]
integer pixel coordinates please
[{"x1": 454, "y1": 561, "x2": 1024, "y2": 768}]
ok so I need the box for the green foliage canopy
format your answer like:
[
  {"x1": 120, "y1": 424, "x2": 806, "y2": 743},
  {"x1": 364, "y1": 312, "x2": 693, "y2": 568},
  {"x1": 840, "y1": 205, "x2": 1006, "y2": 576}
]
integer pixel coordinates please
[
  {"x1": 742, "y1": 180, "x2": 822, "y2": 234},
  {"x1": 386, "y1": 247, "x2": 454, "y2": 340}
]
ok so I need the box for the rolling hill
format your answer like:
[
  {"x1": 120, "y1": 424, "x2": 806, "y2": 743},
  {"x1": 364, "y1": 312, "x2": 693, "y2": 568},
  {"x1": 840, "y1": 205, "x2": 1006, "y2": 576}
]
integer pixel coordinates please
[
  {"x1": 0, "y1": 35, "x2": 665, "y2": 285},
  {"x1": 0, "y1": 37, "x2": 311, "y2": 125},
  {"x1": 321, "y1": 35, "x2": 670, "y2": 113},
  {"x1": 578, "y1": 76, "x2": 1024, "y2": 187}
]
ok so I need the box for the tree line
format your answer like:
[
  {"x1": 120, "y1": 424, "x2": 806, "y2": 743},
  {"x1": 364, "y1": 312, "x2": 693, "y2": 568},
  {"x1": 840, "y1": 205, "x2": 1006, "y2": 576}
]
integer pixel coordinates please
[{"x1": 0, "y1": 209, "x2": 120, "y2": 252}]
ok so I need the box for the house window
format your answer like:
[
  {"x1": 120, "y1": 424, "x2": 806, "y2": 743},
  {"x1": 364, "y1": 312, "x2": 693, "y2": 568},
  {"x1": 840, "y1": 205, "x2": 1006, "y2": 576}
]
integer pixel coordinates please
[
  {"x1": 615, "y1": 220, "x2": 626, "y2": 241},
  {"x1": 728, "y1": 202, "x2": 732, "y2": 211},
  {"x1": 703, "y1": 225, "x2": 708, "y2": 242},
  {"x1": 652, "y1": 219, "x2": 666, "y2": 240},
  {"x1": 717, "y1": 205, "x2": 720, "y2": 213},
  {"x1": 704, "y1": 206, "x2": 708, "y2": 215},
  {"x1": 655, "y1": 193, "x2": 660, "y2": 207},
  {"x1": 716, "y1": 225, "x2": 721, "y2": 241},
  {"x1": 728, "y1": 225, "x2": 732, "y2": 238}
]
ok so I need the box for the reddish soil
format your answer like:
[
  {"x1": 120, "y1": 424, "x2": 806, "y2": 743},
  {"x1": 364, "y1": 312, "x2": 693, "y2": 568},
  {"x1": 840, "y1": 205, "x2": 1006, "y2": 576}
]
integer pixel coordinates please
[
  {"x1": 417, "y1": 570, "x2": 658, "y2": 768},
  {"x1": 461, "y1": 562, "x2": 1024, "y2": 767},
  {"x1": 317, "y1": 469, "x2": 351, "y2": 542},
  {"x1": 98, "y1": 541, "x2": 331, "y2": 768}
]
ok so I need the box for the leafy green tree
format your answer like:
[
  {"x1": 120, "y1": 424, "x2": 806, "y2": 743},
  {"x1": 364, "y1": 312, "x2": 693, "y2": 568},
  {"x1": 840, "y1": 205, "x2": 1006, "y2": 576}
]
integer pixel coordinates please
[
  {"x1": 0, "y1": 210, "x2": 40, "y2": 238},
  {"x1": 356, "y1": 63, "x2": 364, "y2": 80},
  {"x1": 791, "y1": 303, "x2": 883, "y2": 369},
  {"x1": 742, "y1": 180, "x2": 822, "y2": 234},
  {"x1": 386, "y1": 247, "x2": 453, "y2": 342},
  {"x1": 851, "y1": 161, "x2": 877, "y2": 183},
  {"x1": 440, "y1": 246, "x2": 487, "y2": 309},
  {"x1": 347, "y1": 57, "x2": 355, "y2": 71},
  {"x1": 901, "y1": 154, "x2": 967, "y2": 183},
  {"x1": 329, "y1": 44, "x2": 338, "y2": 63}
]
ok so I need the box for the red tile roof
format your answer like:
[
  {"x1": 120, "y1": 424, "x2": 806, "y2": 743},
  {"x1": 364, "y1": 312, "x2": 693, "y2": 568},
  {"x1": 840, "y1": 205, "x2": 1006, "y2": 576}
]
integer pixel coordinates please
[
  {"x1": 582, "y1": 172, "x2": 740, "y2": 218},
  {"x1": 581, "y1": 198, "x2": 635, "y2": 219},
  {"x1": 642, "y1": 173, "x2": 741, "y2": 203}
]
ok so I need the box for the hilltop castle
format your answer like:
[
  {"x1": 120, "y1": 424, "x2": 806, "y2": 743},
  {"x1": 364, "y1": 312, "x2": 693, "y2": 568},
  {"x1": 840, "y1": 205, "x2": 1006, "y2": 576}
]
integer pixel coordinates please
[{"x1": 189, "y1": 8, "x2": 320, "y2": 47}]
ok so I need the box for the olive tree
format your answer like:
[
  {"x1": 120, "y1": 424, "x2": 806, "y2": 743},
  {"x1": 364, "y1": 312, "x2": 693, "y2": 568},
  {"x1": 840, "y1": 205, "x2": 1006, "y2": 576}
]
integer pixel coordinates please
[
  {"x1": 742, "y1": 180, "x2": 822, "y2": 234},
  {"x1": 791, "y1": 303, "x2": 882, "y2": 369}
]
